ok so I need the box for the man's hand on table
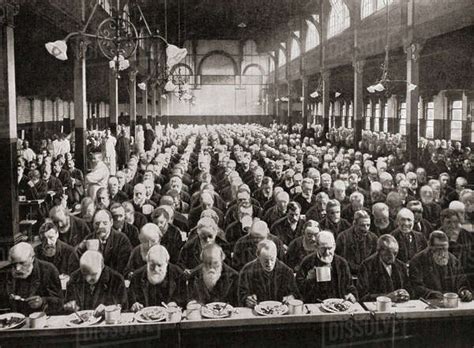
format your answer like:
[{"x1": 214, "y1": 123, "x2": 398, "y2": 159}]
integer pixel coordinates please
[
  {"x1": 429, "y1": 291, "x2": 444, "y2": 300},
  {"x1": 282, "y1": 295, "x2": 295, "y2": 304},
  {"x1": 131, "y1": 302, "x2": 144, "y2": 312},
  {"x1": 306, "y1": 268, "x2": 316, "y2": 280},
  {"x1": 94, "y1": 304, "x2": 106, "y2": 317},
  {"x1": 459, "y1": 289, "x2": 472, "y2": 302},
  {"x1": 245, "y1": 294, "x2": 258, "y2": 308},
  {"x1": 64, "y1": 300, "x2": 80, "y2": 312},
  {"x1": 344, "y1": 293, "x2": 357, "y2": 303},
  {"x1": 387, "y1": 289, "x2": 410, "y2": 302}
]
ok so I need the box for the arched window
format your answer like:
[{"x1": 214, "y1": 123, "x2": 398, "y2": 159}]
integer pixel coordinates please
[
  {"x1": 361, "y1": 0, "x2": 392, "y2": 19},
  {"x1": 305, "y1": 20, "x2": 319, "y2": 51},
  {"x1": 328, "y1": 0, "x2": 350, "y2": 38},
  {"x1": 278, "y1": 47, "x2": 286, "y2": 67},
  {"x1": 290, "y1": 38, "x2": 300, "y2": 60}
]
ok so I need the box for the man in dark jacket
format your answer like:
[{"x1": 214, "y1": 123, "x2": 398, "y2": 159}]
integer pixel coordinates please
[
  {"x1": 270, "y1": 201, "x2": 305, "y2": 248},
  {"x1": 49, "y1": 206, "x2": 91, "y2": 247},
  {"x1": 238, "y1": 240, "x2": 300, "y2": 307},
  {"x1": 336, "y1": 210, "x2": 378, "y2": 276},
  {"x1": 5, "y1": 242, "x2": 63, "y2": 315},
  {"x1": 285, "y1": 220, "x2": 320, "y2": 271},
  {"x1": 129, "y1": 245, "x2": 186, "y2": 310},
  {"x1": 64, "y1": 251, "x2": 127, "y2": 313},
  {"x1": 152, "y1": 206, "x2": 185, "y2": 264},
  {"x1": 110, "y1": 203, "x2": 140, "y2": 247},
  {"x1": 34, "y1": 221, "x2": 79, "y2": 276},
  {"x1": 390, "y1": 208, "x2": 427, "y2": 263},
  {"x1": 357, "y1": 235, "x2": 410, "y2": 301},
  {"x1": 296, "y1": 231, "x2": 357, "y2": 303},
  {"x1": 187, "y1": 244, "x2": 239, "y2": 306},
  {"x1": 320, "y1": 200, "x2": 351, "y2": 238},
  {"x1": 409, "y1": 231, "x2": 472, "y2": 301}
]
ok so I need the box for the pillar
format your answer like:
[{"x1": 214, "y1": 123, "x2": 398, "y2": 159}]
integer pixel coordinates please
[
  {"x1": 0, "y1": 2, "x2": 19, "y2": 257},
  {"x1": 321, "y1": 70, "x2": 331, "y2": 137},
  {"x1": 129, "y1": 70, "x2": 137, "y2": 139},
  {"x1": 353, "y1": 59, "x2": 365, "y2": 150},
  {"x1": 302, "y1": 76, "x2": 309, "y2": 132},
  {"x1": 406, "y1": 42, "x2": 421, "y2": 165},
  {"x1": 151, "y1": 83, "x2": 157, "y2": 128},
  {"x1": 73, "y1": 39, "x2": 88, "y2": 175},
  {"x1": 109, "y1": 70, "x2": 118, "y2": 135},
  {"x1": 142, "y1": 85, "x2": 148, "y2": 125}
]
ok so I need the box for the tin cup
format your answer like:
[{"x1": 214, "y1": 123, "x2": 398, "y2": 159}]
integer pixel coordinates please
[
  {"x1": 288, "y1": 299, "x2": 304, "y2": 315},
  {"x1": 29, "y1": 312, "x2": 47, "y2": 329},
  {"x1": 85, "y1": 239, "x2": 100, "y2": 251},
  {"x1": 167, "y1": 307, "x2": 182, "y2": 322},
  {"x1": 105, "y1": 305, "x2": 121, "y2": 324},
  {"x1": 186, "y1": 302, "x2": 202, "y2": 321},
  {"x1": 376, "y1": 296, "x2": 392, "y2": 312},
  {"x1": 443, "y1": 293, "x2": 459, "y2": 308},
  {"x1": 59, "y1": 274, "x2": 70, "y2": 291}
]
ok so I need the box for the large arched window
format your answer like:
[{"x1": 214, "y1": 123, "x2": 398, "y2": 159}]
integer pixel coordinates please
[
  {"x1": 361, "y1": 0, "x2": 393, "y2": 19},
  {"x1": 305, "y1": 20, "x2": 320, "y2": 51},
  {"x1": 328, "y1": 0, "x2": 350, "y2": 38},
  {"x1": 278, "y1": 46, "x2": 286, "y2": 67},
  {"x1": 290, "y1": 38, "x2": 300, "y2": 60}
]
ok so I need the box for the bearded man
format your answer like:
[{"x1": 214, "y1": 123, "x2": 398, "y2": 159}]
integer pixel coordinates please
[
  {"x1": 286, "y1": 220, "x2": 320, "y2": 271},
  {"x1": 49, "y1": 205, "x2": 91, "y2": 247},
  {"x1": 129, "y1": 245, "x2": 185, "y2": 310},
  {"x1": 187, "y1": 244, "x2": 239, "y2": 306},
  {"x1": 34, "y1": 221, "x2": 79, "y2": 275},
  {"x1": 409, "y1": 231, "x2": 472, "y2": 301}
]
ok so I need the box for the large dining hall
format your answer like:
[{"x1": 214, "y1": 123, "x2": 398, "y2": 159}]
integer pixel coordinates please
[{"x1": 0, "y1": 0, "x2": 473, "y2": 347}]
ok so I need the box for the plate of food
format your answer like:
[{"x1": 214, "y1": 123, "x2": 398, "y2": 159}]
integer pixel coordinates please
[
  {"x1": 0, "y1": 313, "x2": 26, "y2": 330},
  {"x1": 254, "y1": 301, "x2": 289, "y2": 316},
  {"x1": 134, "y1": 306, "x2": 168, "y2": 323},
  {"x1": 65, "y1": 310, "x2": 102, "y2": 327},
  {"x1": 201, "y1": 302, "x2": 234, "y2": 319},
  {"x1": 321, "y1": 298, "x2": 353, "y2": 313}
]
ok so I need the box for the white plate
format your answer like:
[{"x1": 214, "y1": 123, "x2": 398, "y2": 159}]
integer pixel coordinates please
[
  {"x1": 254, "y1": 301, "x2": 289, "y2": 316},
  {"x1": 134, "y1": 306, "x2": 167, "y2": 323},
  {"x1": 201, "y1": 302, "x2": 234, "y2": 319},
  {"x1": 321, "y1": 298, "x2": 353, "y2": 313},
  {"x1": 0, "y1": 313, "x2": 26, "y2": 330},
  {"x1": 65, "y1": 310, "x2": 102, "y2": 327}
]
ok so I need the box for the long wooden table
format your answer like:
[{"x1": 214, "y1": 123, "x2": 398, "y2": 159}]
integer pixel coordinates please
[{"x1": 2, "y1": 301, "x2": 474, "y2": 347}]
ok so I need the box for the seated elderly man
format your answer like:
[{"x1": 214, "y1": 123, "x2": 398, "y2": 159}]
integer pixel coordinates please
[
  {"x1": 420, "y1": 185, "x2": 442, "y2": 228},
  {"x1": 238, "y1": 239, "x2": 300, "y2": 308},
  {"x1": 263, "y1": 190, "x2": 289, "y2": 227},
  {"x1": 225, "y1": 202, "x2": 255, "y2": 249},
  {"x1": 188, "y1": 191, "x2": 224, "y2": 230},
  {"x1": 65, "y1": 251, "x2": 127, "y2": 313},
  {"x1": 78, "y1": 209, "x2": 132, "y2": 274},
  {"x1": 342, "y1": 192, "x2": 368, "y2": 222},
  {"x1": 152, "y1": 206, "x2": 185, "y2": 264},
  {"x1": 270, "y1": 201, "x2": 305, "y2": 248},
  {"x1": 178, "y1": 217, "x2": 229, "y2": 274},
  {"x1": 129, "y1": 245, "x2": 185, "y2": 311},
  {"x1": 407, "y1": 200, "x2": 434, "y2": 239},
  {"x1": 296, "y1": 231, "x2": 357, "y2": 303},
  {"x1": 49, "y1": 205, "x2": 91, "y2": 247},
  {"x1": 286, "y1": 220, "x2": 320, "y2": 271},
  {"x1": 357, "y1": 235, "x2": 410, "y2": 302},
  {"x1": 232, "y1": 220, "x2": 285, "y2": 271},
  {"x1": 187, "y1": 244, "x2": 239, "y2": 306},
  {"x1": 409, "y1": 231, "x2": 472, "y2": 301},
  {"x1": 110, "y1": 202, "x2": 140, "y2": 247},
  {"x1": 440, "y1": 209, "x2": 474, "y2": 282},
  {"x1": 124, "y1": 223, "x2": 162, "y2": 278},
  {"x1": 34, "y1": 221, "x2": 79, "y2": 276},
  {"x1": 371, "y1": 203, "x2": 396, "y2": 236},
  {"x1": 131, "y1": 183, "x2": 157, "y2": 218},
  {"x1": 390, "y1": 208, "x2": 427, "y2": 263},
  {"x1": 336, "y1": 210, "x2": 378, "y2": 276},
  {"x1": 293, "y1": 178, "x2": 317, "y2": 214},
  {"x1": 320, "y1": 200, "x2": 351, "y2": 238},
  {"x1": 306, "y1": 192, "x2": 330, "y2": 222},
  {"x1": 5, "y1": 242, "x2": 63, "y2": 315}
]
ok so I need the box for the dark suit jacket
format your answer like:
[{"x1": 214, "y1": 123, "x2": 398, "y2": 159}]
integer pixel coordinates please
[
  {"x1": 270, "y1": 217, "x2": 305, "y2": 246},
  {"x1": 35, "y1": 239, "x2": 79, "y2": 275},
  {"x1": 390, "y1": 228, "x2": 427, "y2": 263},
  {"x1": 357, "y1": 253, "x2": 410, "y2": 301},
  {"x1": 59, "y1": 215, "x2": 91, "y2": 247},
  {"x1": 336, "y1": 227, "x2": 378, "y2": 275}
]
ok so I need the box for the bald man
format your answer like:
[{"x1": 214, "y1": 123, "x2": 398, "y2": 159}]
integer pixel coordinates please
[
  {"x1": 238, "y1": 240, "x2": 300, "y2": 308},
  {"x1": 297, "y1": 231, "x2": 357, "y2": 303},
  {"x1": 129, "y1": 245, "x2": 185, "y2": 311},
  {"x1": 232, "y1": 220, "x2": 285, "y2": 271},
  {"x1": 188, "y1": 191, "x2": 224, "y2": 230},
  {"x1": 124, "y1": 223, "x2": 162, "y2": 279},
  {"x1": 65, "y1": 251, "x2": 127, "y2": 313},
  {"x1": 390, "y1": 208, "x2": 427, "y2": 263},
  {"x1": 187, "y1": 244, "x2": 239, "y2": 306},
  {"x1": 357, "y1": 235, "x2": 411, "y2": 302},
  {"x1": 5, "y1": 242, "x2": 63, "y2": 315}
]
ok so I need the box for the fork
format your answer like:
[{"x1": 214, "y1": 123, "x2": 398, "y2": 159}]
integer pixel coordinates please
[{"x1": 9, "y1": 294, "x2": 26, "y2": 302}]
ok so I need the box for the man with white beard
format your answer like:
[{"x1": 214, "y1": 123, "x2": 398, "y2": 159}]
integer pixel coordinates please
[
  {"x1": 286, "y1": 220, "x2": 320, "y2": 271},
  {"x1": 409, "y1": 231, "x2": 472, "y2": 301},
  {"x1": 129, "y1": 245, "x2": 185, "y2": 311},
  {"x1": 187, "y1": 244, "x2": 239, "y2": 306},
  {"x1": 296, "y1": 231, "x2": 357, "y2": 303}
]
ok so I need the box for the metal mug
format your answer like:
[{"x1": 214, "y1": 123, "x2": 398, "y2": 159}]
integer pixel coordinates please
[
  {"x1": 167, "y1": 307, "x2": 182, "y2": 322},
  {"x1": 376, "y1": 296, "x2": 392, "y2": 312},
  {"x1": 85, "y1": 239, "x2": 100, "y2": 251},
  {"x1": 105, "y1": 305, "x2": 121, "y2": 324},
  {"x1": 186, "y1": 303, "x2": 202, "y2": 321},
  {"x1": 443, "y1": 292, "x2": 459, "y2": 308},
  {"x1": 288, "y1": 299, "x2": 304, "y2": 315},
  {"x1": 29, "y1": 312, "x2": 47, "y2": 329}
]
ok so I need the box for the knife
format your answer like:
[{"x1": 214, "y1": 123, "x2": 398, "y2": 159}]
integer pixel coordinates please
[{"x1": 420, "y1": 297, "x2": 438, "y2": 309}]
